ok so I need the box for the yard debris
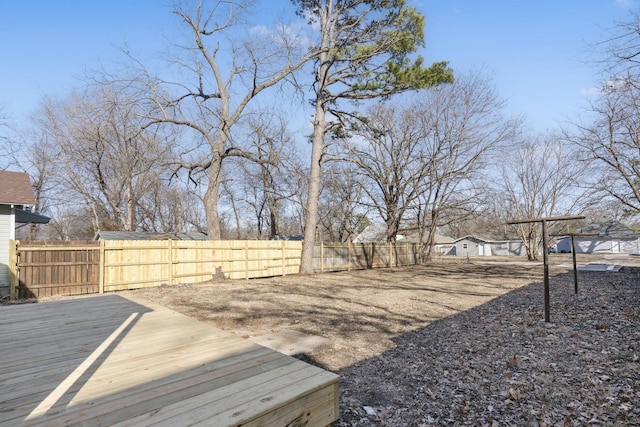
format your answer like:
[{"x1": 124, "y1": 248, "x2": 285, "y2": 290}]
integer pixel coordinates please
[{"x1": 362, "y1": 406, "x2": 377, "y2": 416}]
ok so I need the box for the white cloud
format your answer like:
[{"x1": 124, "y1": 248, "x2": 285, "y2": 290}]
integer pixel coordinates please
[
  {"x1": 249, "y1": 23, "x2": 313, "y2": 49},
  {"x1": 249, "y1": 25, "x2": 270, "y2": 37},
  {"x1": 616, "y1": 0, "x2": 634, "y2": 9},
  {"x1": 580, "y1": 87, "x2": 601, "y2": 96}
]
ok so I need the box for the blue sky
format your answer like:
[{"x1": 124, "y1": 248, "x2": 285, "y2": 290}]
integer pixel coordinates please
[{"x1": 0, "y1": 1, "x2": 635, "y2": 133}]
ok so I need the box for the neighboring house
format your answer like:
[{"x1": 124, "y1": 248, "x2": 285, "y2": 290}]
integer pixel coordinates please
[
  {"x1": 488, "y1": 239, "x2": 528, "y2": 256},
  {"x1": 448, "y1": 235, "x2": 493, "y2": 256},
  {"x1": 431, "y1": 235, "x2": 456, "y2": 255},
  {"x1": 94, "y1": 231, "x2": 208, "y2": 241},
  {"x1": 556, "y1": 221, "x2": 640, "y2": 254},
  {"x1": 352, "y1": 224, "x2": 406, "y2": 243},
  {"x1": 0, "y1": 171, "x2": 50, "y2": 297},
  {"x1": 352, "y1": 224, "x2": 457, "y2": 256},
  {"x1": 269, "y1": 235, "x2": 304, "y2": 241},
  {"x1": 447, "y1": 235, "x2": 527, "y2": 257}
]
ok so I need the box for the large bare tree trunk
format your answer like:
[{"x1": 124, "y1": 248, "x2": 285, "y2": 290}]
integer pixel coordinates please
[
  {"x1": 299, "y1": 98, "x2": 329, "y2": 273},
  {"x1": 205, "y1": 156, "x2": 223, "y2": 240},
  {"x1": 300, "y1": 102, "x2": 326, "y2": 274}
]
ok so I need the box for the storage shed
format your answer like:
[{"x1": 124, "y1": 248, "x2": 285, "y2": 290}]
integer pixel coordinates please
[
  {"x1": 446, "y1": 235, "x2": 527, "y2": 257},
  {"x1": 449, "y1": 235, "x2": 493, "y2": 256}
]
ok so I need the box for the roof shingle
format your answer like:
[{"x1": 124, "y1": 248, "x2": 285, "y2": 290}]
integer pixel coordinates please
[{"x1": 0, "y1": 171, "x2": 36, "y2": 205}]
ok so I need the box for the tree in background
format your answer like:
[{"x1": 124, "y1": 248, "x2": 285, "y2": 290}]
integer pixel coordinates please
[
  {"x1": 566, "y1": 11, "x2": 640, "y2": 219},
  {"x1": 293, "y1": 0, "x2": 454, "y2": 273},
  {"x1": 38, "y1": 86, "x2": 174, "y2": 234},
  {"x1": 227, "y1": 112, "x2": 304, "y2": 239},
  {"x1": 114, "y1": 0, "x2": 314, "y2": 240},
  {"x1": 341, "y1": 101, "x2": 433, "y2": 243},
  {"x1": 500, "y1": 134, "x2": 586, "y2": 260},
  {"x1": 340, "y1": 70, "x2": 515, "y2": 260},
  {"x1": 317, "y1": 163, "x2": 370, "y2": 242},
  {"x1": 569, "y1": 78, "x2": 640, "y2": 215},
  {"x1": 0, "y1": 110, "x2": 59, "y2": 239},
  {"x1": 410, "y1": 70, "x2": 517, "y2": 261},
  {"x1": 0, "y1": 104, "x2": 12, "y2": 169}
]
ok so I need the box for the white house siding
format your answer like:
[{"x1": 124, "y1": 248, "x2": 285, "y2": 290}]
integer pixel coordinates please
[
  {"x1": 0, "y1": 205, "x2": 14, "y2": 297},
  {"x1": 453, "y1": 238, "x2": 488, "y2": 257},
  {"x1": 620, "y1": 239, "x2": 640, "y2": 254},
  {"x1": 557, "y1": 237, "x2": 640, "y2": 254},
  {"x1": 489, "y1": 241, "x2": 527, "y2": 256}
]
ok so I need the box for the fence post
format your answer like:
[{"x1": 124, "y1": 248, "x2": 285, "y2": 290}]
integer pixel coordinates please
[
  {"x1": 320, "y1": 241, "x2": 324, "y2": 273},
  {"x1": 282, "y1": 241, "x2": 286, "y2": 276},
  {"x1": 167, "y1": 239, "x2": 173, "y2": 286},
  {"x1": 245, "y1": 240, "x2": 250, "y2": 280},
  {"x1": 98, "y1": 240, "x2": 105, "y2": 294},
  {"x1": 9, "y1": 240, "x2": 18, "y2": 300}
]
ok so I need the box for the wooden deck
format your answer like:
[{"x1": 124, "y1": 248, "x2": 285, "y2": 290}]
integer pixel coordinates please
[{"x1": 0, "y1": 295, "x2": 339, "y2": 426}]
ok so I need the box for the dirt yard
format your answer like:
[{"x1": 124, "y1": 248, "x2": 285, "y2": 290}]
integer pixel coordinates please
[{"x1": 125, "y1": 254, "x2": 640, "y2": 426}]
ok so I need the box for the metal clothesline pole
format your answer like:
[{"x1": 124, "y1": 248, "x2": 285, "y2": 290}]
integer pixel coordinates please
[
  {"x1": 550, "y1": 232, "x2": 600, "y2": 295},
  {"x1": 507, "y1": 215, "x2": 585, "y2": 323}
]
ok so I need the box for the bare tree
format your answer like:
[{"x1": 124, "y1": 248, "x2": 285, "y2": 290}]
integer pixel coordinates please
[
  {"x1": 411, "y1": 70, "x2": 518, "y2": 261},
  {"x1": 569, "y1": 79, "x2": 640, "y2": 214},
  {"x1": 39, "y1": 87, "x2": 174, "y2": 234},
  {"x1": 136, "y1": 178, "x2": 205, "y2": 233},
  {"x1": 340, "y1": 71, "x2": 515, "y2": 260},
  {"x1": 567, "y1": 11, "x2": 640, "y2": 217},
  {"x1": 231, "y1": 113, "x2": 303, "y2": 239},
  {"x1": 0, "y1": 114, "x2": 60, "y2": 239},
  {"x1": 341, "y1": 101, "x2": 433, "y2": 243},
  {"x1": 115, "y1": 0, "x2": 314, "y2": 239},
  {"x1": 0, "y1": 104, "x2": 12, "y2": 169},
  {"x1": 317, "y1": 163, "x2": 369, "y2": 242},
  {"x1": 500, "y1": 134, "x2": 586, "y2": 260},
  {"x1": 293, "y1": 0, "x2": 454, "y2": 273},
  {"x1": 595, "y1": 11, "x2": 640, "y2": 82}
]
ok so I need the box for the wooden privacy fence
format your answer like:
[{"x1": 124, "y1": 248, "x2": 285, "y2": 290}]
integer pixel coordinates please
[
  {"x1": 9, "y1": 240, "x2": 419, "y2": 299},
  {"x1": 314, "y1": 241, "x2": 419, "y2": 272},
  {"x1": 10, "y1": 240, "x2": 100, "y2": 299},
  {"x1": 101, "y1": 239, "x2": 302, "y2": 292}
]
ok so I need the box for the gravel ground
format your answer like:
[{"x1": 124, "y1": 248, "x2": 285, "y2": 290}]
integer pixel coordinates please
[{"x1": 114, "y1": 255, "x2": 639, "y2": 425}]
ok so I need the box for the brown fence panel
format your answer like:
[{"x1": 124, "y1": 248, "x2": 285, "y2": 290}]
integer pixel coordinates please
[
  {"x1": 313, "y1": 242, "x2": 419, "y2": 273},
  {"x1": 15, "y1": 241, "x2": 100, "y2": 298}
]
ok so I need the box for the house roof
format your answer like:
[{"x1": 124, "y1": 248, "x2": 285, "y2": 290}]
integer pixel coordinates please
[
  {"x1": 15, "y1": 208, "x2": 50, "y2": 224},
  {"x1": 453, "y1": 235, "x2": 491, "y2": 243},
  {"x1": 352, "y1": 225, "x2": 388, "y2": 243},
  {"x1": 0, "y1": 170, "x2": 36, "y2": 205},
  {"x1": 453, "y1": 235, "x2": 524, "y2": 244},
  {"x1": 578, "y1": 220, "x2": 638, "y2": 238},
  {"x1": 94, "y1": 231, "x2": 209, "y2": 241},
  {"x1": 403, "y1": 231, "x2": 455, "y2": 245},
  {"x1": 353, "y1": 224, "x2": 457, "y2": 244}
]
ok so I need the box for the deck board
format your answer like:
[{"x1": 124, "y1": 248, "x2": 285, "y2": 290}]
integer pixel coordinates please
[{"x1": 0, "y1": 294, "x2": 339, "y2": 426}]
